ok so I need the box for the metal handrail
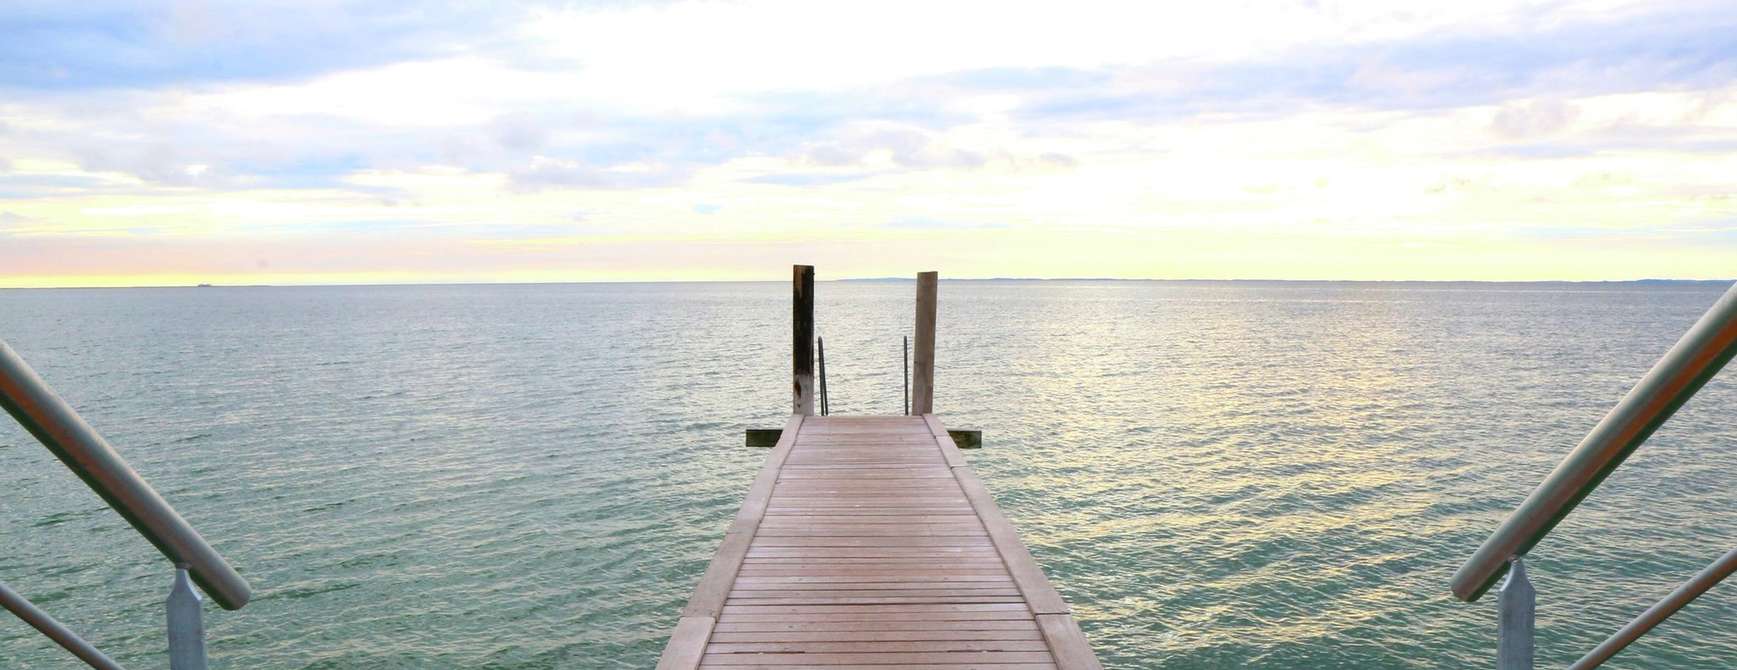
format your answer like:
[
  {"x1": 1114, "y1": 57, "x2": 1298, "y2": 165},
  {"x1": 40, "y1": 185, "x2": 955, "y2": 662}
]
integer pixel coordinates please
[
  {"x1": 1567, "y1": 548, "x2": 1737, "y2": 670},
  {"x1": 0, "y1": 581, "x2": 128, "y2": 670},
  {"x1": 1451, "y1": 282, "x2": 1737, "y2": 602},
  {"x1": 818, "y1": 336, "x2": 829, "y2": 416},
  {"x1": 0, "y1": 340, "x2": 252, "y2": 610}
]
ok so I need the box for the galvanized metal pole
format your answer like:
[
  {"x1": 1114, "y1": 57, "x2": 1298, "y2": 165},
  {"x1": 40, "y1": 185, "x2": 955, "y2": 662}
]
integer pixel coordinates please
[
  {"x1": 912, "y1": 272, "x2": 937, "y2": 415},
  {"x1": 167, "y1": 565, "x2": 207, "y2": 670},
  {"x1": 817, "y1": 336, "x2": 829, "y2": 416},
  {"x1": 0, "y1": 581, "x2": 129, "y2": 670},
  {"x1": 1498, "y1": 557, "x2": 1535, "y2": 670},
  {"x1": 792, "y1": 265, "x2": 815, "y2": 416},
  {"x1": 1453, "y1": 282, "x2": 1737, "y2": 602},
  {"x1": 0, "y1": 340, "x2": 252, "y2": 610},
  {"x1": 1566, "y1": 547, "x2": 1737, "y2": 670}
]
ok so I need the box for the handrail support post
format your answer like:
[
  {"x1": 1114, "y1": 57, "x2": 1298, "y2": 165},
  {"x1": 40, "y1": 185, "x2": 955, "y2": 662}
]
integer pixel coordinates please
[
  {"x1": 167, "y1": 565, "x2": 208, "y2": 670},
  {"x1": 1498, "y1": 556, "x2": 1535, "y2": 670}
]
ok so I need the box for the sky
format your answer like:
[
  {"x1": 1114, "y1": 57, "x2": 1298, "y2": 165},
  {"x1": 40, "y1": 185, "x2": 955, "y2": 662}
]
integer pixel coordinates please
[{"x1": 1, "y1": 1, "x2": 1735, "y2": 287}]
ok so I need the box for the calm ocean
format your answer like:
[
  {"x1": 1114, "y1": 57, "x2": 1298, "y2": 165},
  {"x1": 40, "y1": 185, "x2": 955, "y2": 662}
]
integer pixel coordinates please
[{"x1": 2, "y1": 280, "x2": 1734, "y2": 668}]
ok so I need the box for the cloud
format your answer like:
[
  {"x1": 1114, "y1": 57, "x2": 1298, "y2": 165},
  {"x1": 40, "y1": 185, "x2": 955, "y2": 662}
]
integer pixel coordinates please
[
  {"x1": 4, "y1": 1, "x2": 1737, "y2": 284},
  {"x1": 799, "y1": 123, "x2": 987, "y2": 170},
  {"x1": 507, "y1": 156, "x2": 690, "y2": 191},
  {"x1": 0, "y1": 173, "x2": 127, "y2": 199},
  {"x1": 884, "y1": 217, "x2": 1009, "y2": 231},
  {"x1": 1007, "y1": 10, "x2": 1737, "y2": 123},
  {"x1": 0, "y1": 2, "x2": 525, "y2": 90},
  {"x1": 1490, "y1": 99, "x2": 1578, "y2": 139},
  {"x1": 1037, "y1": 153, "x2": 1078, "y2": 168},
  {"x1": 745, "y1": 172, "x2": 879, "y2": 186}
]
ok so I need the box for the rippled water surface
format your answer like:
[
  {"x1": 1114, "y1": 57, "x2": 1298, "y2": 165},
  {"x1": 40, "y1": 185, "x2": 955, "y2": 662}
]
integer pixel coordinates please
[{"x1": 2, "y1": 280, "x2": 1735, "y2": 668}]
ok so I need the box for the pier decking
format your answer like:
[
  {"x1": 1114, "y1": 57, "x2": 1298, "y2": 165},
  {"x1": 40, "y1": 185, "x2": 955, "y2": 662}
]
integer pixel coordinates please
[
  {"x1": 658, "y1": 266, "x2": 1099, "y2": 668},
  {"x1": 659, "y1": 413, "x2": 1099, "y2": 668}
]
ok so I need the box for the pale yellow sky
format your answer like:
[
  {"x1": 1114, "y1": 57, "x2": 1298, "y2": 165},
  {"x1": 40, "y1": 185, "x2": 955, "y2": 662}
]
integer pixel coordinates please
[{"x1": 2, "y1": 1, "x2": 1734, "y2": 286}]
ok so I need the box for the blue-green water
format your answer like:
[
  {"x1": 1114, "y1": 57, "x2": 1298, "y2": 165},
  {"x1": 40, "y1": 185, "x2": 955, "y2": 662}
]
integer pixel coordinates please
[{"x1": 2, "y1": 280, "x2": 1734, "y2": 668}]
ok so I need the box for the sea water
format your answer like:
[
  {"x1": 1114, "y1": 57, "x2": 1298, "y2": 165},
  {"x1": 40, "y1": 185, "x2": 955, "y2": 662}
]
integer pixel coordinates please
[{"x1": 2, "y1": 280, "x2": 1733, "y2": 668}]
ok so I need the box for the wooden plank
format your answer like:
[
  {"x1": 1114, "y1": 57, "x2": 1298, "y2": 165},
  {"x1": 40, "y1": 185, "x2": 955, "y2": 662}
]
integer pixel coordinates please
[
  {"x1": 749, "y1": 537, "x2": 992, "y2": 547},
  {"x1": 1036, "y1": 614, "x2": 1102, "y2": 670},
  {"x1": 699, "y1": 651, "x2": 1053, "y2": 665},
  {"x1": 728, "y1": 587, "x2": 1024, "y2": 596},
  {"x1": 708, "y1": 629, "x2": 1043, "y2": 642},
  {"x1": 721, "y1": 603, "x2": 1030, "y2": 613},
  {"x1": 737, "y1": 561, "x2": 1008, "y2": 569},
  {"x1": 950, "y1": 467, "x2": 1069, "y2": 615},
  {"x1": 722, "y1": 596, "x2": 1026, "y2": 606},
  {"x1": 733, "y1": 575, "x2": 1014, "y2": 584},
  {"x1": 744, "y1": 550, "x2": 999, "y2": 558},
  {"x1": 715, "y1": 610, "x2": 1035, "y2": 621},
  {"x1": 699, "y1": 664, "x2": 1056, "y2": 670},
  {"x1": 718, "y1": 610, "x2": 1036, "y2": 622},
  {"x1": 710, "y1": 620, "x2": 1039, "y2": 633},
  {"x1": 699, "y1": 665, "x2": 1056, "y2": 670},
  {"x1": 682, "y1": 531, "x2": 754, "y2": 618},
  {"x1": 683, "y1": 415, "x2": 805, "y2": 618},
  {"x1": 732, "y1": 415, "x2": 808, "y2": 532},
  {"x1": 656, "y1": 616, "x2": 715, "y2": 670},
  {"x1": 926, "y1": 414, "x2": 1071, "y2": 615},
  {"x1": 706, "y1": 640, "x2": 1051, "y2": 653}
]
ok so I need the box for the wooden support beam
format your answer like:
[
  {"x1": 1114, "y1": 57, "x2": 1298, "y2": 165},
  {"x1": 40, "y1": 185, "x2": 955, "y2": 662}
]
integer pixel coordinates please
[
  {"x1": 949, "y1": 429, "x2": 982, "y2": 449},
  {"x1": 1037, "y1": 614, "x2": 1104, "y2": 670},
  {"x1": 656, "y1": 616, "x2": 715, "y2": 670},
  {"x1": 793, "y1": 265, "x2": 815, "y2": 416},
  {"x1": 912, "y1": 271, "x2": 937, "y2": 415},
  {"x1": 745, "y1": 429, "x2": 783, "y2": 447},
  {"x1": 747, "y1": 427, "x2": 979, "y2": 449}
]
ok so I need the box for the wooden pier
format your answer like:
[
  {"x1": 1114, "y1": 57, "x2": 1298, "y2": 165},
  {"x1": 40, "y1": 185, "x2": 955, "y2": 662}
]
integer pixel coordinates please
[{"x1": 658, "y1": 267, "x2": 1100, "y2": 669}]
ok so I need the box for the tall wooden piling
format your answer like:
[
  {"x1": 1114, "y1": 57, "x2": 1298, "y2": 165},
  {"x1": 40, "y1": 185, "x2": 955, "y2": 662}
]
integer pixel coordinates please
[
  {"x1": 792, "y1": 265, "x2": 815, "y2": 416},
  {"x1": 912, "y1": 271, "x2": 937, "y2": 415}
]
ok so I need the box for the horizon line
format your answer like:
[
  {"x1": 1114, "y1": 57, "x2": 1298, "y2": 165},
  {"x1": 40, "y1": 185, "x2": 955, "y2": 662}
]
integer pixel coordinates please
[{"x1": 3, "y1": 277, "x2": 1733, "y2": 291}]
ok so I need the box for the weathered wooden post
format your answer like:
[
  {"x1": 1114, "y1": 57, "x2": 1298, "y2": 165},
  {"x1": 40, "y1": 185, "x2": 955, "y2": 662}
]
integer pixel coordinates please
[
  {"x1": 793, "y1": 265, "x2": 815, "y2": 415},
  {"x1": 912, "y1": 271, "x2": 937, "y2": 415}
]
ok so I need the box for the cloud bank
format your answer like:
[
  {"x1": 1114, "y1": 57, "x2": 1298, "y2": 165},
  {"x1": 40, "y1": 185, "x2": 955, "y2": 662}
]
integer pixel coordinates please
[{"x1": 1, "y1": 0, "x2": 1735, "y2": 284}]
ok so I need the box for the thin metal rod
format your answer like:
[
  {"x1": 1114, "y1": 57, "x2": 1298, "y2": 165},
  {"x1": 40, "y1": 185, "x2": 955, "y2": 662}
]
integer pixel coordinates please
[
  {"x1": 167, "y1": 565, "x2": 208, "y2": 670},
  {"x1": 903, "y1": 336, "x2": 910, "y2": 416},
  {"x1": 817, "y1": 336, "x2": 828, "y2": 416},
  {"x1": 1566, "y1": 547, "x2": 1737, "y2": 670},
  {"x1": 1452, "y1": 282, "x2": 1737, "y2": 601},
  {"x1": 0, "y1": 580, "x2": 129, "y2": 670},
  {"x1": 0, "y1": 340, "x2": 252, "y2": 610},
  {"x1": 792, "y1": 265, "x2": 815, "y2": 416},
  {"x1": 1498, "y1": 557, "x2": 1535, "y2": 670}
]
